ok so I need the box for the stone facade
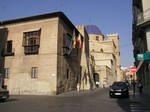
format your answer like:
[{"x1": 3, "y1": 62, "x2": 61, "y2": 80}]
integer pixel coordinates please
[
  {"x1": 86, "y1": 25, "x2": 121, "y2": 87},
  {"x1": 76, "y1": 25, "x2": 96, "y2": 90},
  {"x1": 0, "y1": 12, "x2": 122, "y2": 95},
  {"x1": 0, "y1": 12, "x2": 83, "y2": 95},
  {"x1": 106, "y1": 33, "x2": 121, "y2": 81}
]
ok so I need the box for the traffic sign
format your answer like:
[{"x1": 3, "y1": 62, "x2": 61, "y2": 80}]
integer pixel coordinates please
[
  {"x1": 130, "y1": 66, "x2": 137, "y2": 73},
  {"x1": 137, "y1": 54, "x2": 144, "y2": 60},
  {"x1": 137, "y1": 52, "x2": 150, "y2": 60},
  {"x1": 144, "y1": 52, "x2": 150, "y2": 60}
]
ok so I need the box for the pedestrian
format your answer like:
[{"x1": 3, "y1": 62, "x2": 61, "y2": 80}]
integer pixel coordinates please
[
  {"x1": 138, "y1": 80, "x2": 143, "y2": 94},
  {"x1": 77, "y1": 83, "x2": 80, "y2": 92},
  {"x1": 132, "y1": 80, "x2": 136, "y2": 94}
]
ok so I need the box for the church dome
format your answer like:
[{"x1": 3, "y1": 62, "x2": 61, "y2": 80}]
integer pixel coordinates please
[{"x1": 85, "y1": 25, "x2": 102, "y2": 35}]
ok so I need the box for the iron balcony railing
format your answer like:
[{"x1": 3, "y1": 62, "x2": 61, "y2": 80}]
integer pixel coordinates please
[
  {"x1": 24, "y1": 46, "x2": 39, "y2": 54},
  {"x1": 137, "y1": 8, "x2": 150, "y2": 25}
]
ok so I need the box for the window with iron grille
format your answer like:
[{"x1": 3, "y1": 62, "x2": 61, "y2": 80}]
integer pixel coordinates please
[
  {"x1": 6, "y1": 41, "x2": 13, "y2": 53},
  {"x1": 23, "y1": 30, "x2": 41, "y2": 54},
  {"x1": 31, "y1": 67, "x2": 38, "y2": 78},
  {"x1": 3, "y1": 40, "x2": 14, "y2": 56},
  {"x1": 4, "y1": 68, "x2": 10, "y2": 79},
  {"x1": 63, "y1": 33, "x2": 73, "y2": 55}
]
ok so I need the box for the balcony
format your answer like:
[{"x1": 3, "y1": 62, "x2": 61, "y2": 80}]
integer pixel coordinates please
[
  {"x1": 137, "y1": 8, "x2": 150, "y2": 26},
  {"x1": 24, "y1": 46, "x2": 39, "y2": 54}
]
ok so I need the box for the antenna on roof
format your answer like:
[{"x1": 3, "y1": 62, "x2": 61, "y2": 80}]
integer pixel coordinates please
[
  {"x1": 55, "y1": 3, "x2": 63, "y2": 12},
  {"x1": 89, "y1": 17, "x2": 92, "y2": 25}
]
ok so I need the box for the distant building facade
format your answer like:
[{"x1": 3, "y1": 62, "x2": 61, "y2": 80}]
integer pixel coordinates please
[
  {"x1": 76, "y1": 25, "x2": 97, "y2": 90},
  {"x1": 0, "y1": 12, "x2": 86, "y2": 95},
  {"x1": 85, "y1": 25, "x2": 121, "y2": 87},
  {"x1": 121, "y1": 67, "x2": 136, "y2": 82},
  {"x1": 106, "y1": 33, "x2": 121, "y2": 81}
]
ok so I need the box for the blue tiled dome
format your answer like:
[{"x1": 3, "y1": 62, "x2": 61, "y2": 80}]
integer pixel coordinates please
[{"x1": 85, "y1": 25, "x2": 102, "y2": 35}]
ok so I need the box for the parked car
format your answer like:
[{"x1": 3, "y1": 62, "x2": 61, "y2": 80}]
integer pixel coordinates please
[
  {"x1": 109, "y1": 81, "x2": 129, "y2": 98},
  {"x1": 0, "y1": 87, "x2": 9, "y2": 101},
  {"x1": 123, "y1": 80, "x2": 130, "y2": 89}
]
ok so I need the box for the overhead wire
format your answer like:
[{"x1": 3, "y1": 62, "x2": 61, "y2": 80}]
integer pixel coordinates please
[{"x1": 119, "y1": 43, "x2": 133, "y2": 47}]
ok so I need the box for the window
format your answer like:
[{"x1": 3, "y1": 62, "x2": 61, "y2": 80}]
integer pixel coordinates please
[
  {"x1": 31, "y1": 67, "x2": 38, "y2": 78},
  {"x1": 96, "y1": 36, "x2": 99, "y2": 41},
  {"x1": 6, "y1": 41, "x2": 13, "y2": 53},
  {"x1": 3, "y1": 40, "x2": 14, "y2": 56},
  {"x1": 63, "y1": 33, "x2": 73, "y2": 55},
  {"x1": 4, "y1": 68, "x2": 10, "y2": 79},
  {"x1": 67, "y1": 69, "x2": 70, "y2": 79},
  {"x1": 23, "y1": 30, "x2": 41, "y2": 54}
]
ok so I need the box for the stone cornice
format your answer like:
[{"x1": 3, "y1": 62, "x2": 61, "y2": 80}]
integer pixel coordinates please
[{"x1": 0, "y1": 11, "x2": 76, "y2": 30}]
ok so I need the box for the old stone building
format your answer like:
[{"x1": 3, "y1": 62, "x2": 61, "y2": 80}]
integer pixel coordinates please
[
  {"x1": 0, "y1": 11, "x2": 122, "y2": 95},
  {"x1": 85, "y1": 25, "x2": 121, "y2": 87},
  {"x1": 106, "y1": 33, "x2": 121, "y2": 81},
  {"x1": 76, "y1": 25, "x2": 96, "y2": 90},
  {"x1": 0, "y1": 12, "x2": 88, "y2": 95}
]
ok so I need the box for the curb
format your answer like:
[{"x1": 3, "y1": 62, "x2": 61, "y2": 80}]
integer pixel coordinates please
[{"x1": 58, "y1": 87, "x2": 105, "y2": 97}]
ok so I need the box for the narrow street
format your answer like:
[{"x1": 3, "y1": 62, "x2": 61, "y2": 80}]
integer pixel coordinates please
[{"x1": 1, "y1": 87, "x2": 150, "y2": 112}]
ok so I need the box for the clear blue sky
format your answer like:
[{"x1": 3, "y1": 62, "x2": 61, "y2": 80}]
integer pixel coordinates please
[{"x1": 0, "y1": 0, "x2": 134, "y2": 67}]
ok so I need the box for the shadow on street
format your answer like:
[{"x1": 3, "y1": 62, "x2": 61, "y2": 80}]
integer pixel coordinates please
[{"x1": 0, "y1": 97, "x2": 19, "y2": 103}]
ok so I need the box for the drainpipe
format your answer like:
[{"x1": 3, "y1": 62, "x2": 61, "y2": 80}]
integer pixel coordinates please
[{"x1": 0, "y1": 74, "x2": 2, "y2": 87}]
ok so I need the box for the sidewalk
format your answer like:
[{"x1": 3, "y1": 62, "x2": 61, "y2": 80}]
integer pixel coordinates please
[
  {"x1": 58, "y1": 87, "x2": 103, "y2": 97},
  {"x1": 130, "y1": 86, "x2": 150, "y2": 105}
]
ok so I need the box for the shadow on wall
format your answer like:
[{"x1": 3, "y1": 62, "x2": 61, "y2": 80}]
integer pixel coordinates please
[{"x1": 0, "y1": 27, "x2": 9, "y2": 89}]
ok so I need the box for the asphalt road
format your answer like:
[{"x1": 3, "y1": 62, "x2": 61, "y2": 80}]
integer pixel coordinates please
[{"x1": 1, "y1": 88, "x2": 150, "y2": 112}]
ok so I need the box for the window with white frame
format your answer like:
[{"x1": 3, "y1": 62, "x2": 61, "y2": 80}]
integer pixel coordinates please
[
  {"x1": 31, "y1": 67, "x2": 38, "y2": 78},
  {"x1": 4, "y1": 68, "x2": 10, "y2": 79}
]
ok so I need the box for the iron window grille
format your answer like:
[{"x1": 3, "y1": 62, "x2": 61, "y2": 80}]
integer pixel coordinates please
[
  {"x1": 23, "y1": 30, "x2": 41, "y2": 54},
  {"x1": 31, "y1": 67, "x2": 38, "y2": 78},
  {"x1": 63, "y1": 33, "x2": 73, "y2": 56},
  {"x1": 4, "y1": 68, "x2": 10, "y2": 79},
  {"x1": 3, "y1": 40, "x2": 14, "y2": 56}
]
